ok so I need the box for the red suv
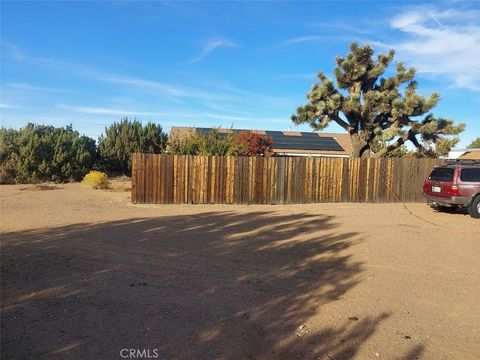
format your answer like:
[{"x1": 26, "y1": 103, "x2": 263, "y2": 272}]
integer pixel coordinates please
[{"x1": 423, "y1": 164, "x2": 480, "y2": 218}]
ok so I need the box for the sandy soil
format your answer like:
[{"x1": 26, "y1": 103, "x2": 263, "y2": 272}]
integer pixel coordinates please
[{"x1": 1, "y1": 183, "x2": 479, "y2": 360}]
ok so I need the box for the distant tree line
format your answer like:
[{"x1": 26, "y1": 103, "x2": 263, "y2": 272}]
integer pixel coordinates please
[
  {"x1": 0, "y1": 124, "x2": 97, "y2": 184},
  {"x1": 0, "y1": 119, "x2": 273, "y2": 184},
  {"x1": 0, "y1": 119, "x2": 167, "y2": 184}
]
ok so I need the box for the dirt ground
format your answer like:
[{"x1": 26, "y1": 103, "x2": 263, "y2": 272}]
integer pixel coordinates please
[{"x1": 1, "y1": 183, "x2": 479, "y2": 360}]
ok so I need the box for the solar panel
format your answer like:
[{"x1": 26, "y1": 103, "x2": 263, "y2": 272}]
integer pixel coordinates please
[
  {"x1": 195, "y1": 128, "x2": 235, "y2": 139},
  {"x1": 265, "y1": 131, "x2": 344, "y2": 151},
  {"x1": 194, "y1": 128, "x2": 345, "y2": 152},
  {"x1": 196, "y1": 128, "x2": 218, "y2": 134}
]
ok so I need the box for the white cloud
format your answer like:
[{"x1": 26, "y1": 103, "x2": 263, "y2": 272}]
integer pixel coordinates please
[
  {"x1": 55, "y1": 104, "x2": 167, "y2": 117},
  {"x1": 186, "y1": 37, "x2": 238, "y2": 64},
  {"x1": 1, "y1": 42, "x2": 228, "y2": 102},
  {"x1": 205, "y1": 113, "x2": 287, "y2": 125},
  {"x1": 6, "y1": 82, "x2": 73, "y2": 93},
  {"x1": 385, "y1": 6, "x2": 480, "y2": 92},
  {"x1": 100, "y1": 74, "x2": 227, "y2": 101},
  {"x1": 0, "y1": 103, "x2": 16, "y2": 109},
  {"x1": 54, "y1": 105, "x2": 288, "y2": 126},
  {"x1": 277, "y1": 35, "x2": 327, "y2": 46},
  {"x1": 272, "y1": 73, "x2": 316, "y2": 81},
  {"x1": 2, "y1": 40, "x2": 295, "y2": 122},
  {"x1": 307, "y1": 21, "x2": 373, "y2": 35}
]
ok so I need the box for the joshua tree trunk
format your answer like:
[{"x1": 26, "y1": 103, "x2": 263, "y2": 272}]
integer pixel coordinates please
[{"x1": 350, "y1": 134, "x2": 371, "y2": 158}]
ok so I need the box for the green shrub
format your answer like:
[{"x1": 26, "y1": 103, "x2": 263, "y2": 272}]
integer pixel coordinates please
[
  {"x1": 82, "y1": 171, "x2": 110, "y2": 189},
  {"x1": 0, "y1": 124, "x2": 97, "y2": 184},
  {"x1": 0, "y1": 153, "x2": 19, "y2": 184},
  {"x1": 169, "y1": 128, "x2": 242, "y2": 156},
  {"x1": 98, "y1": 118, "x2": 167, "y2": 175},
  {"x1": 0, "y1": 127, "x2": 20, "y2": 184}
]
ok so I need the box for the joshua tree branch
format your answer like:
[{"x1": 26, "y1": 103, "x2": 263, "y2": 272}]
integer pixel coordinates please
[
  {"x1": 332, "y1": 114, "x2": 354, "y2": 133},
  {"x1": 373, "y1": 129, "x2": 418, "y2": 158}
]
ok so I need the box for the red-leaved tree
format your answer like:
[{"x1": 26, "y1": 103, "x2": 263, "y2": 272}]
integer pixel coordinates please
[{"x1": 236, "y1": 131, "x2": 273, "y2": 156}]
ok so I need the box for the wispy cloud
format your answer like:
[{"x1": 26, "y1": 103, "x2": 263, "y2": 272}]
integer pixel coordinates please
[
  {"x1": 277, "y1": 35, "x2": 327, "y2": 46},
  {"x1": 55, "y1": 104, "x2": 166, "y2": 117},
  {"x1": 100, "y1": 74, "x2": 227, "y2": 101},
  {"x1": 5, "y1": 82, "x2": 73, "y2": 93},
  {"x1": 378, "y1": 5, "x2": 480, "y2": 92},
  {"x1": 1, "y1": 42, "x2": 228, "y2": 102},
  {"x1": 274, "y1": 34, "x2": 354, "y2": 48},
  {"x1": 186, "y1": 37, "x2": 238, "y2": 64},
  {"x1": 2, "y1": 40, "x2": 296, "y2": 129},
  {"x1": 1, "y1": 40, "x2": 91, "y2": 72},
  {"x1": 307, "y1": 21, "x2": 373, "y2": 35},
  {"x1": 272, "y1": 73, "x2": 316, "y2": 81},
  {"x1": 55, "y1": 105, "x2": 288, "y2": 126},
  {"x1": 205, "y1": 113, "x2": 287, "y2": 125},
  {"x1": 0, "y1": 103, "x2": 16, "y2": 109}
]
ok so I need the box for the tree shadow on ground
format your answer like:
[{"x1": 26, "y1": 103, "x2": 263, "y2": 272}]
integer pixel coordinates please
[{"x1": 1, "y1": 211, "x2": 424, "y2": 359}]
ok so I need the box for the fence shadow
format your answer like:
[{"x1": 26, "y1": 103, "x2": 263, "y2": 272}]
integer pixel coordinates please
[{"x1": 1, "y1": 211, "x2": 424, "y2": 359}]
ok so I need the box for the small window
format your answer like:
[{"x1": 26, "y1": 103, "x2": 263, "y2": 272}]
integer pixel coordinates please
[
  {"x1": 460, "y1": 168, "x2": 480, "y2": 182},
  {"x1": 428, "y1": 168, "x2": 454, "y2": 182}
]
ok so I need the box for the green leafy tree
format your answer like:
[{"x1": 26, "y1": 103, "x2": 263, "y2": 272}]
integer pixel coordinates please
[
  {"x1": 0, "y1": 124, "x2": 96, "y2": 183},
  {"x1": 291, "y1": 43, "x2": 464, "y2": 158},
  {"x1": 467, "y1": 137, "x2": 480, "y2": 149},
  {"x1": 0, "y1": 128, "x2": 21, "y2": 183},
  {"x1": 98, "y1": 118, "x2": 168, "y2": 174}
]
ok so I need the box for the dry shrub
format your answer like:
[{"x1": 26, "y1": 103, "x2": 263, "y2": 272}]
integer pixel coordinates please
[{"x1": 82, "y1": 171, "x2": 110, "y2": 189}]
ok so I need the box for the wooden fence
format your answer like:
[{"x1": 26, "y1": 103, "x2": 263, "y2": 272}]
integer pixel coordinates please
[{"x1": 131, "y1": 154, "x2": 444, "y2": 204}]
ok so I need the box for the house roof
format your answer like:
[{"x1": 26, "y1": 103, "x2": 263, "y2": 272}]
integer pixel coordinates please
[
  {"x1": 458, "y1": 150, "x2": 480, "y2": 160},
  {"x1": 169, "y1": 126, "x2": 352, "y2": 156}
]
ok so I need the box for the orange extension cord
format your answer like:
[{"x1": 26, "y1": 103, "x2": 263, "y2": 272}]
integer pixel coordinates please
[{"x1": 373, "y1": 165, "x2": 455, "y2": 231}]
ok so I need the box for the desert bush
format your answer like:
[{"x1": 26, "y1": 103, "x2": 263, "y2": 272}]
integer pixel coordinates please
[
  {"x1": 169, "y1": 128, "x2": 243, "y2": 156},
  {"x1": 82, "y1": 171, "x2": 110, "y2": 189},
  {"x1": 98, "y1": 118, "x2": 168, "y2": 175},
  {"x1": 0, "y1": 124, "x2": 97, "y2": 184}
]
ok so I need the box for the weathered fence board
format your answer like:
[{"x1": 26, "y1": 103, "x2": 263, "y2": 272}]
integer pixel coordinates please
[{"x1": 131, "y1": 154, "x2": 444, "y2": 204}]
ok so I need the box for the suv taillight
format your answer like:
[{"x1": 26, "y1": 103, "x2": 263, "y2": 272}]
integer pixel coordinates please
[{"x1": 451, "y1": 185, "x2": 460, "y2": 196}]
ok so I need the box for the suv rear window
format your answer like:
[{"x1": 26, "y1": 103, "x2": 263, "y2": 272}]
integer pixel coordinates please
[
  {"x1": 428, "y1": 168, "x2": 454, "y2": 182},
  {"x1": 460, "y1": 168, "x2": 480, "y2": 182}
]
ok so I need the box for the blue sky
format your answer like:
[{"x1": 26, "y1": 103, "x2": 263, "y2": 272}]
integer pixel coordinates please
[{"x1": 1, "y1": 1, "x2": 479, "y2": 147}]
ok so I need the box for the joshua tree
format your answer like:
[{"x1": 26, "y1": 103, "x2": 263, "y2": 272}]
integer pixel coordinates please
[{"x1": 291, "y1": 43, "x2": 464, "y2": 158}]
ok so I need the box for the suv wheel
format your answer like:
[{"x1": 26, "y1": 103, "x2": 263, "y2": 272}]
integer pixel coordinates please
[{"x1": 468, "y1": 196, "x2": 480, "y2": 219}]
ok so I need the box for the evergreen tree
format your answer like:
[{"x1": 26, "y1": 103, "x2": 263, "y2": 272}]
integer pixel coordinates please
[
  {"x1": 467, "y1": 137, "x2": 480, "y2": 149},
  {"x1": 0, "y1": 128, "x2": 21, "y2": 183},
  {"x1": 98, "y1": 118, "x2": 168, "y2": 174},
  {"x1": 291, "y1": 43, "x2": 465, "y2": 158},
  {"x1": 0, "y1": 124, "x2": 96, "y2": 183}
]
